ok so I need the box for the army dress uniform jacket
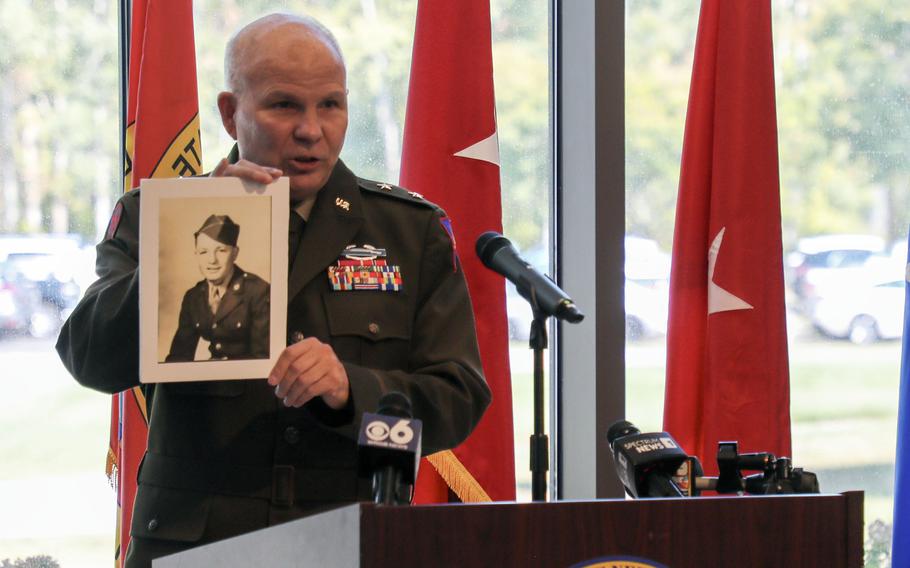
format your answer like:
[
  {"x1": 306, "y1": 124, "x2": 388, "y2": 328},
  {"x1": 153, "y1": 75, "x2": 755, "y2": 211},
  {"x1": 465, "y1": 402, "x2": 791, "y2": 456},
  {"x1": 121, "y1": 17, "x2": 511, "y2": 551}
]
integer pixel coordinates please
[
  {"x1": 165, "y1": 266, "x2": 270, "y2": 362},
  {"x1": 56, "y1": 159, "x2": 491, "y2": 564}
]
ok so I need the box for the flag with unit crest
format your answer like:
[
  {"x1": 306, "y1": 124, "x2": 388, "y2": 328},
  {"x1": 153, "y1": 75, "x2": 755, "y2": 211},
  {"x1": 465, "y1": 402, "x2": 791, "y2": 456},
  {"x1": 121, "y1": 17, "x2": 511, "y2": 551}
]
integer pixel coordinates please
[{"x1": 109, "y1": 1, "x2": 202, "y2": 564}]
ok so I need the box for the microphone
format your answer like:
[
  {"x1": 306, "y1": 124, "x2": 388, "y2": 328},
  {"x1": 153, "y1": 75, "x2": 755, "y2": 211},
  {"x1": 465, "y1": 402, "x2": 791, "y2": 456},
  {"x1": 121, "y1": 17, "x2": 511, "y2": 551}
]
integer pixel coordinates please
[
  {"x1": 357, "y1": 392, "x2": 423, "y2": 505},
  {"x1": 475, "y1": 231, "x2": 584, "y2": 323},
  {"x1": 607, "y1": 420, "x2": 687, "y2": 498},
  {"x1": 671, "y1": 455, "x2": 705, "y2": 496}
]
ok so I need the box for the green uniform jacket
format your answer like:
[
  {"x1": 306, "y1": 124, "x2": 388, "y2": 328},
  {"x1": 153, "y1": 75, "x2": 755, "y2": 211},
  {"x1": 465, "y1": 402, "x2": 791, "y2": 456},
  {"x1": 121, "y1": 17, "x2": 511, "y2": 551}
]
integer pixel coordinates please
[
  {"x1": 56, "y1": 159, "x2": 490, "y2": 564},
  {"x1": 165, "y1": 266, "x2": 270, "y2": 362}
]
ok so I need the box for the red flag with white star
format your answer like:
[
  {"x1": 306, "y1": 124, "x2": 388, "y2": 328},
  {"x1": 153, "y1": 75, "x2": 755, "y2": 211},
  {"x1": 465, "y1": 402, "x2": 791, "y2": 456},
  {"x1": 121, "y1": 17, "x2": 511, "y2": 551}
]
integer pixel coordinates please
[
  {"x1": 663, "y1": 0, "x2": 791, "y2": 473},
  {"x1": 110, "y1": 1, "x2": 201, "y2": 564},
  {"x1": 400, "y1": 0, "x2": 515, "y2": 502}
]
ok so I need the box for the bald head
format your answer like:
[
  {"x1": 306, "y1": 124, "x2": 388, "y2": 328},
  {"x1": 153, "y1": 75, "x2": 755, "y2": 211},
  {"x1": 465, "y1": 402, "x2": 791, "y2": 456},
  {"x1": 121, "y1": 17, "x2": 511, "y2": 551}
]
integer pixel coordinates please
[
  {"x1": 216, "y1": 12, "x2": 349, "y2": 203},
  {"x1": 225, "y1": 13, "x2": 345, "y2": 93}
]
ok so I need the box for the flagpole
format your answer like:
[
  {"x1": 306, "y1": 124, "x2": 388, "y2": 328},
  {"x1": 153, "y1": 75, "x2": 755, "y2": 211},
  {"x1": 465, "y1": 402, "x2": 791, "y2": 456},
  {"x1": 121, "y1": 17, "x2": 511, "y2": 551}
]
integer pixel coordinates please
[
  {"x1": 118, "y1": 0, "x2": 129, "y2": 174},
  {"x1": 115, "y1": 3, "x2": 130, "y2": 566},
  {"x1": 891, "y1": 228, "x2": 910, "y2": 566}
]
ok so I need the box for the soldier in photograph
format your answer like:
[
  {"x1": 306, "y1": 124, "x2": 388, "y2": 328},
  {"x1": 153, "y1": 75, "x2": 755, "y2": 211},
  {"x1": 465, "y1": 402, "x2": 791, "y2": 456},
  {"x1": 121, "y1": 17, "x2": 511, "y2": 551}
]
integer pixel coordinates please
[{"x1": 165, "y1": 214, "x2": 270, "y2": 362}]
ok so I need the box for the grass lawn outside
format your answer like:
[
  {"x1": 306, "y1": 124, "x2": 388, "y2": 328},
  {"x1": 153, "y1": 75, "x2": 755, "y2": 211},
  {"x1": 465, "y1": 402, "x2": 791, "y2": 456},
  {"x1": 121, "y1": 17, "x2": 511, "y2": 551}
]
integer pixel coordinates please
[{"x1": 0, "y1": 337, "x2": 114, "y2": 568}]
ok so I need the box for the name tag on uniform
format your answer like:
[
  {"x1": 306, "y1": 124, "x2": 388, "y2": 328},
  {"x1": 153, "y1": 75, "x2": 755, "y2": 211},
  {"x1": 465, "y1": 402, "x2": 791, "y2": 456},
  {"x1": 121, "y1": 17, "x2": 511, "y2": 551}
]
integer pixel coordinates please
[{"x1": 328, "y1": 244, "x2": 403, "y2": 292}]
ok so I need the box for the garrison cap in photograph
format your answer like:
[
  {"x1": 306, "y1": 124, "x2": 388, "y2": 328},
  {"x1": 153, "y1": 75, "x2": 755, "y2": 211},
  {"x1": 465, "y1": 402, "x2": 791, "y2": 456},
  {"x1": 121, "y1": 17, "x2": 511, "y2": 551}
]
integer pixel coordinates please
[{"x1": 195, "y1": 214, "x2": 240, "y2": 246}]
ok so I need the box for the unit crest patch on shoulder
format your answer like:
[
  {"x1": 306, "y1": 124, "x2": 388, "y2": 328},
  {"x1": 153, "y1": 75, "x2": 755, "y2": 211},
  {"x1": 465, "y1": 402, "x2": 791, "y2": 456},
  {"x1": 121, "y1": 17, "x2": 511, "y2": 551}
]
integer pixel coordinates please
[
  {"x1": 439, "y1": 216, "x2": 458, "y2": 272},
  {"x1": 105, "y1": 201, "x2": 124, "y2": 241}
]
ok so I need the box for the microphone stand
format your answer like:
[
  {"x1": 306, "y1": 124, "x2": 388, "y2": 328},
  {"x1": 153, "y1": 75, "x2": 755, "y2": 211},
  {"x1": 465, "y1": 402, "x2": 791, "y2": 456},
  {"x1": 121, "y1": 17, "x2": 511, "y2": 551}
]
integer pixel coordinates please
[
  {"x1": 528, "y1": 289, "x2": 549, "y2": 502},
  {"x1": 373, "y1": 465, "x2": 402, "y2": 505}
]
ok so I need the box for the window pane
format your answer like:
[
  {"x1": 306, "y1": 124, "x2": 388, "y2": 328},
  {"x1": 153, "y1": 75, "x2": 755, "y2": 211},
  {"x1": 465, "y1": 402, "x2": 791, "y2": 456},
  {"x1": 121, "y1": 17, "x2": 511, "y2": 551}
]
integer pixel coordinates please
[
  {"x1": 0, "y1": 1, "x2": 119, "y2": 566},
  {"x1": 626, "y1": 0, "x2": 904, "y2": 554},
  {"x1": 625, "y1": 0, "x2": 698, "y2": 433},
  {"x1": 2, "y1": 3, "x2": 552, "y2": 565}
]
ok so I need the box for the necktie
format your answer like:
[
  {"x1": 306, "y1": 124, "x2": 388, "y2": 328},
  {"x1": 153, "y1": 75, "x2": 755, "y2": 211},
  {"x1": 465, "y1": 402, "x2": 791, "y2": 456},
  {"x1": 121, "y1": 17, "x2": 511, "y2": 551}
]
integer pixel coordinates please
[
  {"x1": 289, "y1": 211, "x2": 306, "y2": 266},
  {"x1": 210, "y1": 287, "x2": 222, "y2": 314}
]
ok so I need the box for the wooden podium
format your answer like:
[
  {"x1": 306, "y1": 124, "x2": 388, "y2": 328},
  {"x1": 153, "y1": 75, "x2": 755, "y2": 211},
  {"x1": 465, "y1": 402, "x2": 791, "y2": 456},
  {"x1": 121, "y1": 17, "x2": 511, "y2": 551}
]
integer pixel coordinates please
[{"x1": 154, "y1": 491, "x2": 863, "y2": 567}]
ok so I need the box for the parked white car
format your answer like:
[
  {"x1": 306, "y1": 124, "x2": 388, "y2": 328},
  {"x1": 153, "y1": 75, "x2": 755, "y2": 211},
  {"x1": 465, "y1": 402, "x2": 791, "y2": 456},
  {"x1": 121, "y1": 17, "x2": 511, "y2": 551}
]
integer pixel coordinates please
[
  {"x1": 0, "y1": 234, "x2": 89, "y2": 337},
  {"x1": 506, "y1": 276, "x2": 669, "y2": 342},
  {"x1": 506, "y1": 236, "x2": 671, "y2": 341},
  {"x1": 786, "y1": 234, "x2": 887, "y2": 314},
  {"x1": 624, "y1": 278, "x2": 669, "y2": 340},
  {"x1": 811, "y1": 278, "x2": 905, "y2": 344}
]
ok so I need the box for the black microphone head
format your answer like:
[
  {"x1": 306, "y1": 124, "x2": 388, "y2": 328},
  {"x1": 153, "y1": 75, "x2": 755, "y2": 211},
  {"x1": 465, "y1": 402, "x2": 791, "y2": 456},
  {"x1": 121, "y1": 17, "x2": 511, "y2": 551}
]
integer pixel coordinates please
[
  {"x1": 475, "y1": 231, "x2": 511, "y2": 265},
  {"x1": 608, "y1": 423, "x2": 688, "y2": 498},
  {"x1": 607, "y1": 420, "x2": 640, "y2": 445},
  {"x1": 377, "y1": 391, "x2": 412, "y2": 418},
  {"x1": 556, "y1": 301, "x2": 585, "y2": 323},
  {"x1": 360, "y1": 392, "x2": 423, "y2": 504}
]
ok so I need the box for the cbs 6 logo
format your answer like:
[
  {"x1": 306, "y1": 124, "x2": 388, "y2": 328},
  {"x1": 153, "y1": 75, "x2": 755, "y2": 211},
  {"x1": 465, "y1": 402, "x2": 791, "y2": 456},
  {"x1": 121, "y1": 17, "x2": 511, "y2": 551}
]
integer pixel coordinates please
[{"x1": 366, "y1": 419, "x2": 414, "y2": 444}]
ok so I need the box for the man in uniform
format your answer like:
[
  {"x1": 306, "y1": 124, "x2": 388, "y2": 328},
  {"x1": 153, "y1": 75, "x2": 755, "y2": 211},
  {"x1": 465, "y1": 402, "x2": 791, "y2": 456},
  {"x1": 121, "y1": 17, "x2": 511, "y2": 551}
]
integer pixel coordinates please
[
  {"x1": 56, "y1": 13, "x2": 490, "y2": 568},
  {"x1": 165, "y1": 214, "x2": 270, "y2": 362}
]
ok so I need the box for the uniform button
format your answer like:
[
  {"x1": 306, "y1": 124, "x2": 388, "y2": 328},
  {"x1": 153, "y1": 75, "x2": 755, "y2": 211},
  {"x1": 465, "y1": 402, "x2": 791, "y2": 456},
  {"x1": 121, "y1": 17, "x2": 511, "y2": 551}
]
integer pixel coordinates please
[
  {"x1": 368, "y1": 323, "x2": 380, "y2": 335},
  {"x1": 290, "y1": 331, "x2": 305, "y2": 343},
  {"x1": 212, "y1": 322, "x2": 218, "y2": 329},
  {"x1": 195, "y1": 323, "x2": 200, "y2": 328},
  {"x1": 237, "y1": 321, "x2": 242, "y2": 328},
  {"x1": 215, "y1": 343, "x2": 222, "y2": 350},
  {"x1": 283, "y1": 426, "x2": 301, "y2": 445},
  {"x1": 147, "y1": 518, "x2": 159, "y2": 532}
]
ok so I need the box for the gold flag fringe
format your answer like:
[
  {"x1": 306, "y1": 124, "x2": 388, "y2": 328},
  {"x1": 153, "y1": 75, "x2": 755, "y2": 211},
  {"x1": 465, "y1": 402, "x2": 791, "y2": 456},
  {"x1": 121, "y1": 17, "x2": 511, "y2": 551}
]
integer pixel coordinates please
[
  {"x1": 427, "y1": 450, "x2": 492, "y2": 502},
  {"x1": 106, "y1": 448, "x2": 118, "y2": 491}
]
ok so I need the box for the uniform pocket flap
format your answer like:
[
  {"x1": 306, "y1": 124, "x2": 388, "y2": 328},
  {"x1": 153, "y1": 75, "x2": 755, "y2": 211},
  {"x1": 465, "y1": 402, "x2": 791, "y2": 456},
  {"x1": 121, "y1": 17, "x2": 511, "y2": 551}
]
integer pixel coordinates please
[
  {"x1": 130, "y1": 484, "x2": 211, "y2": 543},
  {"x1": 323, "y1": 293, "x2": 410, "y2": 341}
]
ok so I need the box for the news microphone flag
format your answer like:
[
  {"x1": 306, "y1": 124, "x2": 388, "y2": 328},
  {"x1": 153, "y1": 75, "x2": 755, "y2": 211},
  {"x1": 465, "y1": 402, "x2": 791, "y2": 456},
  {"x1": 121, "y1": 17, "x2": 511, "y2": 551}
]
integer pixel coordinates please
[
  {"x1": 400, "y1": 0, "x2": 515, "y2": 502},
  {"x1": 110, "y1": 1, "x2": 202, "y2": 564},
  {"x1": 663, "y1": 0, "x2": 792, "y2": 471},
  {"x1": 358, "y1": 412, "x2": 423, "y2": 483},
  {"x1": 358, "y1": 409, "x2": 424, "y2": 505},
  {"x1": 607, "y1": 421, "x2": 688, "y2": 499},
  {"x1": 891, "y1": 230, "x2": 910, "y2": 567}
]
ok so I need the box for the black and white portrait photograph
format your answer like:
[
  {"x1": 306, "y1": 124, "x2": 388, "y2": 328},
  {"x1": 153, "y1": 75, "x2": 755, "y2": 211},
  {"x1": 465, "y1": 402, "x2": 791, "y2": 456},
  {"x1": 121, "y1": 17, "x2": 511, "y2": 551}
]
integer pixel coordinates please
[
  {"x1": 160, "y1": 206, "x2": 270, "y2": 363},
  {"x1": 139, "y1": 177, "x2": 289, "y2": 382}
]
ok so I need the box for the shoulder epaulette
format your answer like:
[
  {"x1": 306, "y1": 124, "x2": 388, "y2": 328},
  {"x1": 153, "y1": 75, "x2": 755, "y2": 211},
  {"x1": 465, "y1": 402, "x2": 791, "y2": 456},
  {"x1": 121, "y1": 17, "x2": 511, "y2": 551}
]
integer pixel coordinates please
[{"x1": 357, "y1": 179, "x2": 444, "y2": 213}]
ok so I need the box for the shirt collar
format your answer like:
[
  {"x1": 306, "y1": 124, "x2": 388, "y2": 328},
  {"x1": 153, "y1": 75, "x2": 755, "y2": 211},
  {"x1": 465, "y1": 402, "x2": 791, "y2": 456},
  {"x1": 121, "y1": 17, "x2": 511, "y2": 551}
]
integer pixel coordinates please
[{"x1": 207, "y1": 266, "x2": 236, "y2": 297}]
